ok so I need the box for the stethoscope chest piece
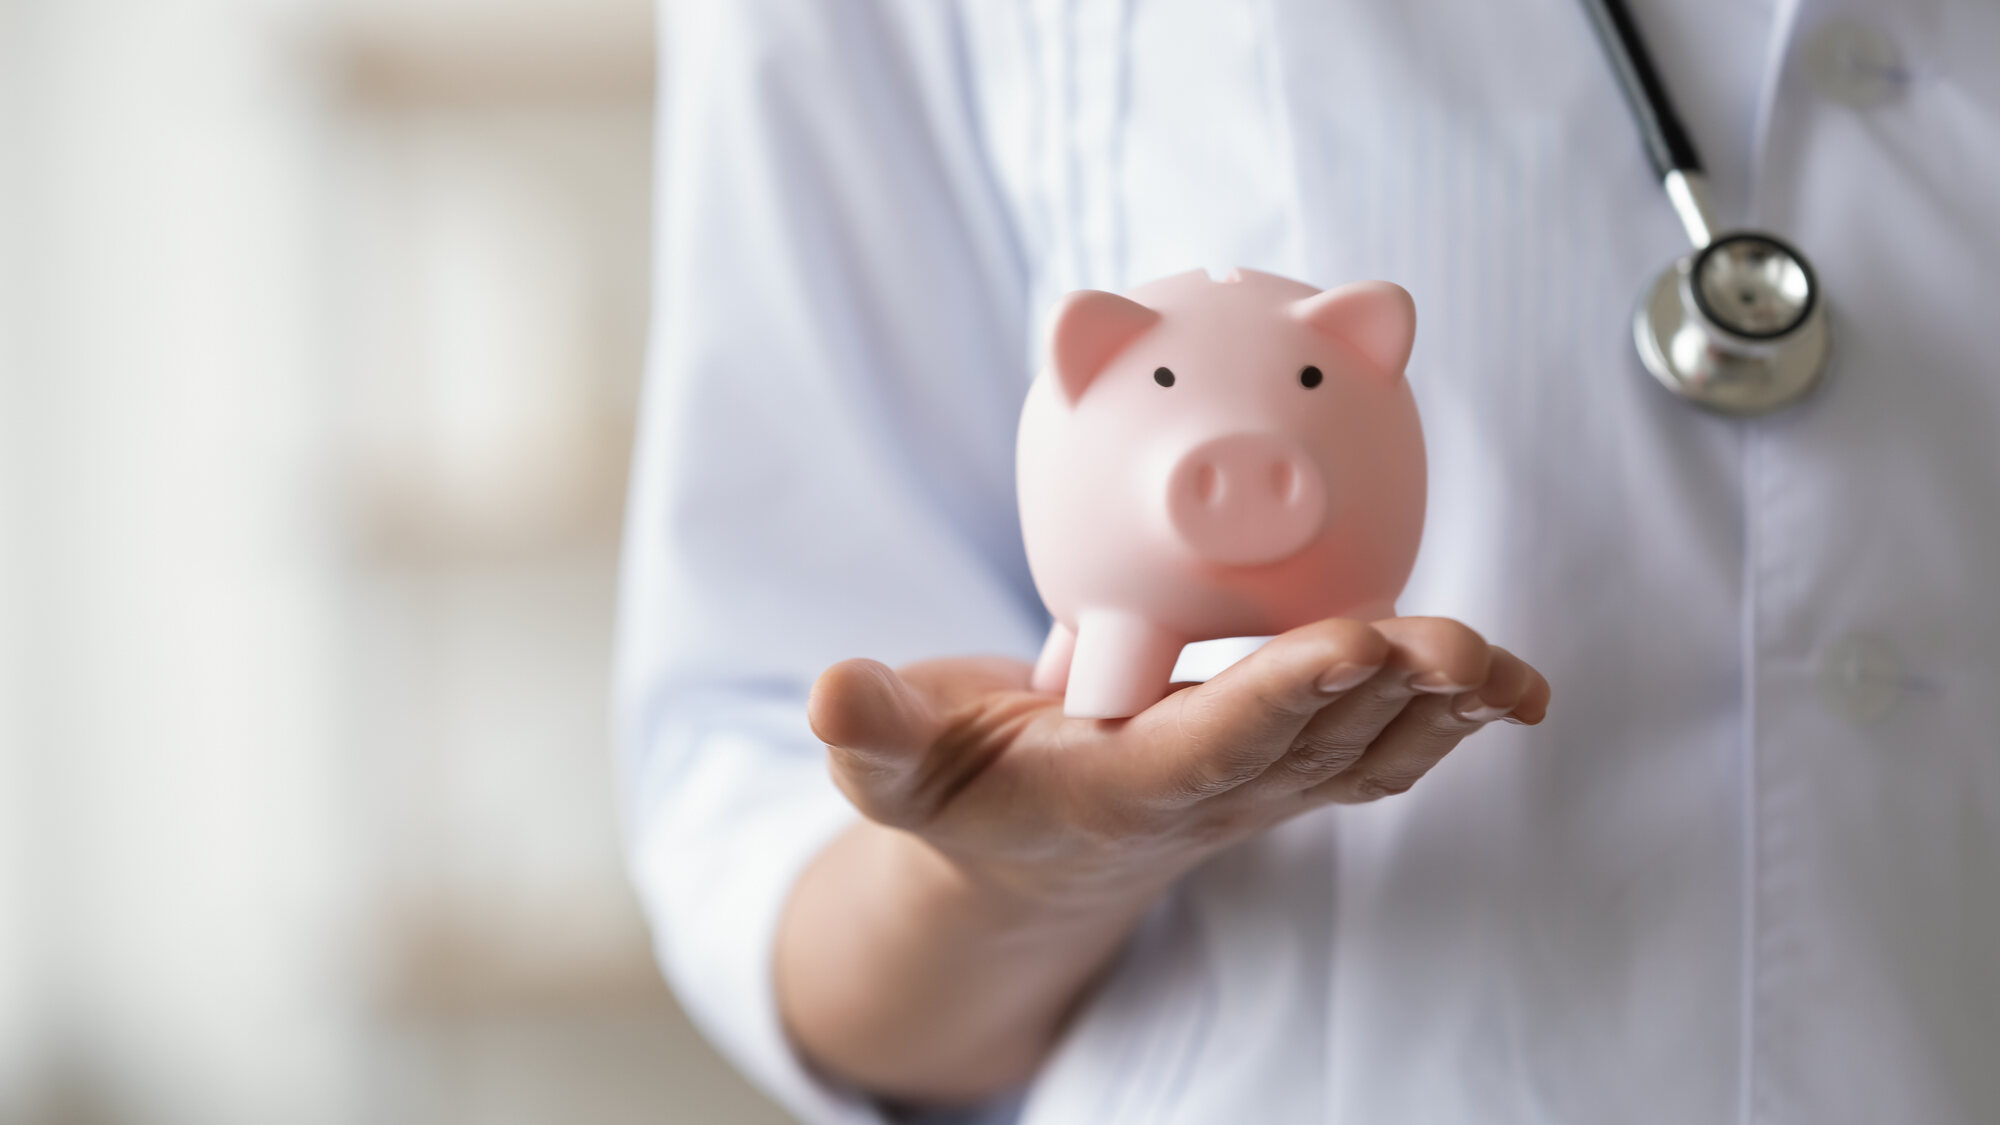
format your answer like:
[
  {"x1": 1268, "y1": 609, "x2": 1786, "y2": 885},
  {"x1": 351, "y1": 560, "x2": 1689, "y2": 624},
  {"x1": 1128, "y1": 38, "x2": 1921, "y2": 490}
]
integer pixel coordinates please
[
  {"x1": 1635, "y1": 231, "x2": 1830, "y2": 416},
  {"x1": 1584, "y1": 0, "x2": 1834, "y2": 416}
]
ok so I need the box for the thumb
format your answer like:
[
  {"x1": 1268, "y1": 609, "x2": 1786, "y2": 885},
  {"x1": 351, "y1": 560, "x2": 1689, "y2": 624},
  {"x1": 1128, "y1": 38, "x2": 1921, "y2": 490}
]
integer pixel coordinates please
[{"x1": 808, "y1": 658, "x2": 945, "y2": 823}]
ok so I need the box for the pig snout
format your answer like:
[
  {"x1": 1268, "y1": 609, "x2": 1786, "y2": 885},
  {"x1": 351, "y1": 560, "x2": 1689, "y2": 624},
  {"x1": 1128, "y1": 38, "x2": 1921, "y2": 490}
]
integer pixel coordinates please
[{"x1": 1165, "y1": 433, "x2": 1327, "y2": 567}]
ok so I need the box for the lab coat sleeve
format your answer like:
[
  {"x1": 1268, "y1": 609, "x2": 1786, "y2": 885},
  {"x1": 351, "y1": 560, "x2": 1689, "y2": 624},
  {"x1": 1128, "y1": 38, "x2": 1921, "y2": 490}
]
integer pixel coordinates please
[{"x1": 615, "y1": 1, "x2": 1046, "y2": 1121}]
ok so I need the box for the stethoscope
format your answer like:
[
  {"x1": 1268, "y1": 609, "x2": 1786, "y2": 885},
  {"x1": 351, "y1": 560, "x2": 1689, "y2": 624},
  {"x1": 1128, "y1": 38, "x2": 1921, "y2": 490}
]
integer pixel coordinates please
[{"x1": 1582, "y1": 0, "x2": 1831, "y2": 415}]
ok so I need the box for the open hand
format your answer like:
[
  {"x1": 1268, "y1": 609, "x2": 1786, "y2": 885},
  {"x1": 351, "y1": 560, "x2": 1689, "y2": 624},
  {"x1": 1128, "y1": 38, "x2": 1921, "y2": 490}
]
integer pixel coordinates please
[{"x1": 809, "y1": 616, "x2": 1550, "y2": 904}]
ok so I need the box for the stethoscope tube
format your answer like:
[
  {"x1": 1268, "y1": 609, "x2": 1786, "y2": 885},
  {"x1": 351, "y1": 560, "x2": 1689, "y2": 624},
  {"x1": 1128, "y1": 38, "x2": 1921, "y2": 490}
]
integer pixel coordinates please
[
  {"x1": 1579, "y1": 0, "x2": 1831, "y2": 414},
  {"x1": 1579, "y1": 0, "x2": 1703, "y2": 183}
]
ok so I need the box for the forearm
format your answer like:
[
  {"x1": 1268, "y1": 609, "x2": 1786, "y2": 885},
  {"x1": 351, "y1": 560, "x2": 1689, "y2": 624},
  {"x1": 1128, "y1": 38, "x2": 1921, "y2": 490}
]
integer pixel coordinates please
[{"x1": 774, "y1": 819, "x2": 1167, "y2": 1105}]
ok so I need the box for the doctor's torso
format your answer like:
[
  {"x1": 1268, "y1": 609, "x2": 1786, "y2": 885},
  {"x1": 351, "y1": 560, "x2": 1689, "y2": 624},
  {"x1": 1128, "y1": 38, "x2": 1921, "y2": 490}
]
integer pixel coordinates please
[{"x1": 942, "y1": 1, "x2": 2000, "y2": 1121}]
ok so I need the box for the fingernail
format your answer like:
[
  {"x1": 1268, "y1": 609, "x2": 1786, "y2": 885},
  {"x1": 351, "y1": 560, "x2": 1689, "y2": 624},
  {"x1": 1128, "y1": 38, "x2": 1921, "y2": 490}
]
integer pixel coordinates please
[
  {"x1": 1501, "y1": 715, "x2": 1530, "y2": 725},
  {"x1": 1450, "y1": 692, "x2": 1509, "y2": 723},
  {"x1": 1411, "y1": 671, "x2": 1470, "y2": 693},
  {"x1": 1316, "y1": 663, "x2": 1379, "y2": 694}
]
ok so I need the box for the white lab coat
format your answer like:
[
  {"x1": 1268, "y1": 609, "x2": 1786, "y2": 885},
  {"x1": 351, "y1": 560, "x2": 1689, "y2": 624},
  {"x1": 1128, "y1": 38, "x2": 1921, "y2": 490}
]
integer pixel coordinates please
[{"x1": 615, "y1": 1, "x2": 2000, "y2": 1122}]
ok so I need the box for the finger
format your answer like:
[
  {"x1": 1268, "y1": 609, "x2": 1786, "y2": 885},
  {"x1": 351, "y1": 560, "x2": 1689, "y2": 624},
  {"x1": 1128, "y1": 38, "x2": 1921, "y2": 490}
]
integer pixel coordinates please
[
  {"x1": 1304, "y1": 647, "x2": 1539, "y2": 804},
  {"x1": 1505, "y1": 663, "x2": 1553, "y2": 725},
  {"x1": 1253, "y1": 618, "x2": 1492, "y2": 790},
  {"x1": 1127, "y1": 618, "x2": 1388, "y2": 805},
  {"x1": 808, "y1": 659, "x2": 945, "y2": 821},
  {"x1": 1443, "y1": 645, "x2": 1534, "y2": 723},
  {"x1": 1372, "y1": 616, "x2": 1494, "y2": 694}
]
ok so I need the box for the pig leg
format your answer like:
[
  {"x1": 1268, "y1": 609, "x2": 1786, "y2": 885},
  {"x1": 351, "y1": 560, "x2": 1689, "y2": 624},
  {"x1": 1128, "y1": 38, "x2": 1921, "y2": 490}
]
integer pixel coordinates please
[
  {"x1": 1063, "y1": 610, "x2": 1187, "y2": 720},
  {"x1": 1031, "y1": 621, "x2": 1077, "y2": 695}
]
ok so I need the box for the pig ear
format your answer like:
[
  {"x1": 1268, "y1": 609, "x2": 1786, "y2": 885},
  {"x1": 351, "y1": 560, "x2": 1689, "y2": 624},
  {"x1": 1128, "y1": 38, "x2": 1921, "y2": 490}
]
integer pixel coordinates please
[
  {"x1": 1289, "y1": 281, "x2": 1416, "y2": 379},
  {"x1": 1047, "y1": 290, "x2": 1161, "y2": 404}
]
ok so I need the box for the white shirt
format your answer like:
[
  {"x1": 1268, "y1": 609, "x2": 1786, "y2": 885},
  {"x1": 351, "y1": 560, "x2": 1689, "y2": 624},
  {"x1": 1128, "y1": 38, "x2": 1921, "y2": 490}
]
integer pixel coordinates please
[{"x1": 615, "y1": 1, "x2": 2000, "y2": 1122}]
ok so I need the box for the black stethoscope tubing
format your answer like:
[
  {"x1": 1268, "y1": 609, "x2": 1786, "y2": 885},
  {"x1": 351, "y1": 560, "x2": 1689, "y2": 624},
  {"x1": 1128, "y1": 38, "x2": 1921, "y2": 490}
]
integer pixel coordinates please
[{"x1": 1579, "y1": 0, "x2": 1704, "y2": 185}]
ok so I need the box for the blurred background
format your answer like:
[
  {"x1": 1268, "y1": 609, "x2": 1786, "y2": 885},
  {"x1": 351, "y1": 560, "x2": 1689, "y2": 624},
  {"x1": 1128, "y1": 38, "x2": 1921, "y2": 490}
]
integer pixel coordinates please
[{"x1": 1, "y1": 0, "x2": 790, "y2": 1120}]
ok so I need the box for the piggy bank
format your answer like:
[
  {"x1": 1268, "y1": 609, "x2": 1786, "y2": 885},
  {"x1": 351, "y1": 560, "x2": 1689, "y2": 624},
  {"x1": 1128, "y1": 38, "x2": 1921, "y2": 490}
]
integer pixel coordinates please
[{"x1": 1017, "y1": 268, "x2": 1427, "y2": 719}]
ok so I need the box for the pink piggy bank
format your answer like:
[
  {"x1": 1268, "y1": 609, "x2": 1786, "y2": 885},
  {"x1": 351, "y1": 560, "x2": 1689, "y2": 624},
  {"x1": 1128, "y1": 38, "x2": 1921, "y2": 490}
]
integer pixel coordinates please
[{"x1": 1017, "y1": 268, "x2": 1427, "y2": 719}]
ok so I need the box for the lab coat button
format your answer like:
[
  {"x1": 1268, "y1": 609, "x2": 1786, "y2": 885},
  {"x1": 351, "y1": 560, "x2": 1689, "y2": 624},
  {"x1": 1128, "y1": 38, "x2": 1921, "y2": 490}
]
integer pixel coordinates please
[
  {"x1": 1800, "y1": 19, "x2": 1907, "y2": 108},
  {"x1": 1817, "y1": 633, "x2": 1905, "y2": 725}
]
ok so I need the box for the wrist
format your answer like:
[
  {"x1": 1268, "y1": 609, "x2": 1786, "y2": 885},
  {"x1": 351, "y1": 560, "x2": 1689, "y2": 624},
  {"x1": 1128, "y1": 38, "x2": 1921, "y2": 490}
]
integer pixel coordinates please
[{"x1": 778, "y1": 819, "x2": 1187, "y2": 1102}]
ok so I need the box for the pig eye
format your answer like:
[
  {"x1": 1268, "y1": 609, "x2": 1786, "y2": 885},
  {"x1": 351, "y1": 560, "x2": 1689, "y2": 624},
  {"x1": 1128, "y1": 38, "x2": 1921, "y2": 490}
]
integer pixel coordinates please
[
  {"x1": 1153, "y1": 367, "x2": 1176, "y2": 388},
  {"x1": 1299, "y1": 365, "x2": 1324, "y2": 389}
]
